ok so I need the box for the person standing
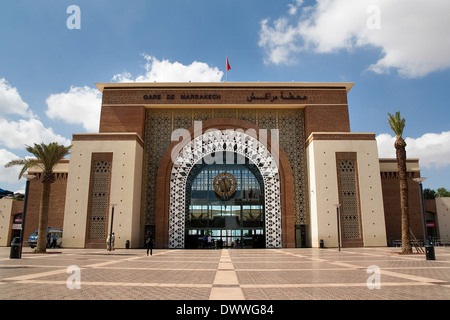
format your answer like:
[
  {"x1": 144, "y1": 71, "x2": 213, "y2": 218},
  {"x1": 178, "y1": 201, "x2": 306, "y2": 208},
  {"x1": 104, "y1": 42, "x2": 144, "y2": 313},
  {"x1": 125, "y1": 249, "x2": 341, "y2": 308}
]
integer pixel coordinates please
[
  {"x1": 51, "y1": 233, "x2": 57, "y2": 248},
  {"x1": 207, "y1": 234, "x2": 212, "y2": 249},
  {"x1": 106, "y1": 234, "x2": 110, "y2": 251},
  {"x1": 145, "y1": 231, "x2": 153, "y2": 256}
]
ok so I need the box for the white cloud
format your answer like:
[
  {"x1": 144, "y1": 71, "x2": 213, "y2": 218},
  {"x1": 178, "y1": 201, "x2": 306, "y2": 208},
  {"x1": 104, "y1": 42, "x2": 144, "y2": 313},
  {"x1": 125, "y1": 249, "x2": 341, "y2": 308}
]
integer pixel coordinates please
[
  {"x1": 0, "y1": 78, "x2": 71, "y2": 154},
  {"x1": 44, "y1": 56, "x2": 223, "y2": 135},
  {"x1": 259, "y1": 18, "x2": 301, "y2": 65},
  {"x1": 0, "y1": 78, "x2": 35, "y2": 119},
  {"x1": 0, "y1": 148, "x2": 22, "y2": 185},
  {"x1": 112, "y1": 55, "x2": 224, "y2": 82},
  {"x1": 259, "y1": 0, "x2": 450, "y2": 77},
  {"x1": 0, "y1": 118, "x2": 71, "y2": 150},
  {"x1": 288, "y1": 0, "x2": 304, "y2": 15},
  {"x1": 45, "y1": 86, "x2": 102, "y2": 132},
  {"x1": 0, "y1": 79, "x2": 72, "y2": 191},
  {"x1": 376, "y1": 131, "x2": 450, "y2": 169}
]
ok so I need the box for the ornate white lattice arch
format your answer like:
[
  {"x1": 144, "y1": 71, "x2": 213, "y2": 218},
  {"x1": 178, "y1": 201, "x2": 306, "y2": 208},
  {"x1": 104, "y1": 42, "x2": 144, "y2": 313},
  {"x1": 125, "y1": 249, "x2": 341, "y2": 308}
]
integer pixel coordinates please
[{"x1": 168, "y1": 129, "x2": 282, "y2": 248}]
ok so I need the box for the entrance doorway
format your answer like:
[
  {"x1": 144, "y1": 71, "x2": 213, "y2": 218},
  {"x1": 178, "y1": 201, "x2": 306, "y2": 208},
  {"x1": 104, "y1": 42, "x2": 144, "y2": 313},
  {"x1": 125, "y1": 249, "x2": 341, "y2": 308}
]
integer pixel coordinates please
[
  {"x1": 185, "y1": 229, "x2": 265, "y2": 249},
  {"x1": 185, "y1": 157, "x2": 265, "y2": 249},
  {"x1": 167, "y1": 128, "x2": 282, "y2": 249}
]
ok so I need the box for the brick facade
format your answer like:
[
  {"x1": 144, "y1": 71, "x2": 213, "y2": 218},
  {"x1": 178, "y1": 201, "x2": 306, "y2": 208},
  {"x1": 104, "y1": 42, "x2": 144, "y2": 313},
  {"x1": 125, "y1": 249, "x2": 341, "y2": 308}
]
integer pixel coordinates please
[
  {"x1": 22, "y1": 173, "x2": 68, "y2": 245},
  {"x1": 380, "y1": 160, "x2": 423, "y2": 244}
]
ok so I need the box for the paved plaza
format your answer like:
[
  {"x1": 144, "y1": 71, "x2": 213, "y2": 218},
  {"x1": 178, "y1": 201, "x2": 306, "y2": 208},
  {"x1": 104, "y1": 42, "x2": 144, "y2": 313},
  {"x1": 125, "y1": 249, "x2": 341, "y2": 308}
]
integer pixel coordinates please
[{"x1": 1, "y1": 246, "x2": 450, "y2": 301}]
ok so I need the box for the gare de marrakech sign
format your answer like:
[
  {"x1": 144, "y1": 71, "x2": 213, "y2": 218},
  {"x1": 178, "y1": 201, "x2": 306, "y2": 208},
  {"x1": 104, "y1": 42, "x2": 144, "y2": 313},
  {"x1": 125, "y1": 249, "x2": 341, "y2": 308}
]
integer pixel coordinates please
[
  {"x1": 99, "y1": 84, "x2": 351, "y2": 106},
  {"x1": 142, "y1": 91, "x2": 307, "y2": 103}
]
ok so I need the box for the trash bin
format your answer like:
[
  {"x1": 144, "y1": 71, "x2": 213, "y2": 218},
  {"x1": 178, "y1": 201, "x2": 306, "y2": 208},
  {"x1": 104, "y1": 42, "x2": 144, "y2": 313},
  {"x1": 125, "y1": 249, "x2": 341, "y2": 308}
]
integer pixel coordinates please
[
  {"x1": 10, "y1": 237, "x2": 22, "y2": 259},
  {"x1": 125, "y1": 240, "x2": 130, "y2": 249},
  {"x1": 320, "y1": 239, "x2": 324, "y2": 249},
  {"x1": 425, "y1": 245, "x2": 435, "y2": 260}
]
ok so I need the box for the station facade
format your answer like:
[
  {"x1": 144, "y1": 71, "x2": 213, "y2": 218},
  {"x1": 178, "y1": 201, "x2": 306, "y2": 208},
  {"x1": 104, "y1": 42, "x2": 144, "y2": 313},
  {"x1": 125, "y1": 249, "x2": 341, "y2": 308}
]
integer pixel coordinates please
[
  {"x1": 10, "y1": 82, "x2": 430, "y2": 249},
  {"x1": 56, "y1": 81, "x2": 392, "y2": 249}
]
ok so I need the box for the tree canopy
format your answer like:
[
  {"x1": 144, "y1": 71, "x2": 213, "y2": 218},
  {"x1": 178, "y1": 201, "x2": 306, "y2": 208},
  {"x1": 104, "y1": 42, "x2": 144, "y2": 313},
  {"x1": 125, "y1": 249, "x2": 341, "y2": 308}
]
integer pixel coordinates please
[{"x1": 424, "y1": 187, "x2": 450, "y2": 199}]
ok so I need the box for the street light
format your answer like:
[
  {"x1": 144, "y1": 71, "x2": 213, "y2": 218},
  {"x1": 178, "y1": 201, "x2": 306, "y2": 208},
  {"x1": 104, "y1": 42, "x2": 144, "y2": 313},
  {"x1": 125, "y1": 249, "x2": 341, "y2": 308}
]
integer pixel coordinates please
[
  {"x1": 413, "y1": 177, "x2": 435, "y2": 260},
  {"x1": 108, "y1": 204, "x2": 117, "y2": 252},
  {"x1": 413, "y1": 177, "x2": 427, "y2": 246},
  {"x1": 334, "y1": 204, "x2": 342, "y2": 251},
  {"x1": 18, "y1": 174, "x2": 36, "y2": 258}
]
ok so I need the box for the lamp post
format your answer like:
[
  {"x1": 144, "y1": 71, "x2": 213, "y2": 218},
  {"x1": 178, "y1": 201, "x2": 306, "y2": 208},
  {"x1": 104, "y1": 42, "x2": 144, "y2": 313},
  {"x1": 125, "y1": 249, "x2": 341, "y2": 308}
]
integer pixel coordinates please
[
  {"x1": 18, "y1": 174, "x2": 36, "y2": 258},
  {"x1": 413, "y1": 177, "x2": 427, "y2": 246},
  {"x1": 413, "y1": 177, "x2": 436, "y2": 260},
  {"x1": 335, "y1": 204, "x2": 342, "y2": 251},
  {"x1": 108, "y1": 204, "x2": 116, "y2": 252}
]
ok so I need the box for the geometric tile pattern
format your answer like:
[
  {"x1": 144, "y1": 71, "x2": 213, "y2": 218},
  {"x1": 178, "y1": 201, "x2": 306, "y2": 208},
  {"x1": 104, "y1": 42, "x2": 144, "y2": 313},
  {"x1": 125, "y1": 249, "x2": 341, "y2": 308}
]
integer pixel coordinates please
[
  {"x1": 338, "y1": 160, "x2": 361, "y2": 239},
  {"x1": 88, "y1": 160, "x2": 111, "y2": 240},
  {"x1": 168, "y1": 129, "x2": 282, "y2": 248},
  {"x1": 143, "y1": 108, "x2": 307, "y2": 231}
]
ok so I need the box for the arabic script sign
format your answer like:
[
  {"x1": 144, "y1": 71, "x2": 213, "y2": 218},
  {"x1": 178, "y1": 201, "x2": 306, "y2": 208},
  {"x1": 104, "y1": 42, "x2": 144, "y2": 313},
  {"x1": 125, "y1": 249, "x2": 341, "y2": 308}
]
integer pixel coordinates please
[{"x1": 246, "y1": 92, "x2": 307, "y2": 103}]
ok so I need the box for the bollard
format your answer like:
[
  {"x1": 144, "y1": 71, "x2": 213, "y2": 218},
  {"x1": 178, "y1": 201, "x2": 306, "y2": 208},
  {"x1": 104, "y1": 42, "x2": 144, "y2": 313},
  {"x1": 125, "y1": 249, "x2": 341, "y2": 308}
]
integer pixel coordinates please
[
  {"x1": 425, "y1": 245, "x2": 435, "y2": 260},
  {"x1": 10, "y1": 237, "x2": 22, "y2": 259}
]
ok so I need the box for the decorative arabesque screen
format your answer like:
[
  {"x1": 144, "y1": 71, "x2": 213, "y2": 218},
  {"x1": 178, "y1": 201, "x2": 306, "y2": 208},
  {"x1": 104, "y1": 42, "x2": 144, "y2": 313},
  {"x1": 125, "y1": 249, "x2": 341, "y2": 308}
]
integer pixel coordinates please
[
  {"x1": 142, "y1": 109, "x2": 308, "y2": 231},
  {"x1": 88, "y1": 160, "x2": 111, "y2": 240},
  {"x1": 338, "y1": 160, "x2": 361, "y2": 239},
  {"x1": 168, "y1": 129, "x2": 281, "y2": 248}
]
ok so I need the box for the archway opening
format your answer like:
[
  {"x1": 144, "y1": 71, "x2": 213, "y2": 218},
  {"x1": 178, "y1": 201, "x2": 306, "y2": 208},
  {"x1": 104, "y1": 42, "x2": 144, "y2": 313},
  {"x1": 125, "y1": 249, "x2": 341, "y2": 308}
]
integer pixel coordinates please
[
  {"x1": 167, "y1": 128, "x2": 282, "y2": 249},
  {"x1": 185, "y1": 152, "x2": 265, "y2": 249}
]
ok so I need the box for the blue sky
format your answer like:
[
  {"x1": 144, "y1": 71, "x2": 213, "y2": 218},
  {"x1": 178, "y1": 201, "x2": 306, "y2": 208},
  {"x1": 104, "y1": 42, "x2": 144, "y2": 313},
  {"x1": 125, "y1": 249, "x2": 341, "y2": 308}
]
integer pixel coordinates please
[{"x1": 1, "y1": 0, "x2": 449, "y2": 193}]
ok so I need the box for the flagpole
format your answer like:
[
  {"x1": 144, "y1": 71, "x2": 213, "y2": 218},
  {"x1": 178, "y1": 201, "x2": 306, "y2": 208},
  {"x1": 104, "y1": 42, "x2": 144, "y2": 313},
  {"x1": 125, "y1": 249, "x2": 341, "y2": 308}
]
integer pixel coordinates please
[
  {"x1": 226, "y1": 56, "x2": 230, "y2": 82},
  {"x1": 226, "y1": 56, "x2": 228, "y2": 82}
]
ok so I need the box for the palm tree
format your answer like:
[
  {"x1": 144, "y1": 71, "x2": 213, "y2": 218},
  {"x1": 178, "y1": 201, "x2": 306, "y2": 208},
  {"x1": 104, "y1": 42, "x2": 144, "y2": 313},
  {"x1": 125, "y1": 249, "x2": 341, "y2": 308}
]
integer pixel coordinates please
[
  {"x1": 5, "y1": 142, "x2": 71, "y2": 253},
  {"x1": 387, "y1": 111, "x2": 412, "y2": 254}
]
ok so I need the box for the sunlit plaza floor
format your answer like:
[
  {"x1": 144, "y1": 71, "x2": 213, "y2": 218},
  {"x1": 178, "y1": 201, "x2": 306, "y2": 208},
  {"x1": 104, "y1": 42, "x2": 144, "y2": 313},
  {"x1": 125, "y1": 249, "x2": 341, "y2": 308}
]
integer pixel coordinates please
[{"x1": 1, "y1": 246, "x2": 450, "y2": 301}]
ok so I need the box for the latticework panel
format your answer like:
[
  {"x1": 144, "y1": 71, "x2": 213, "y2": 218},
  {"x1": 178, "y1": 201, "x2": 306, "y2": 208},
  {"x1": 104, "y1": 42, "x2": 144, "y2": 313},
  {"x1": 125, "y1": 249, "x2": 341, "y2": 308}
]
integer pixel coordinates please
[
  {"x1": 88, "y1": 161, "x2": 111, "y2": 240},
  {"x1": 169, "y1": 130, "x2": 281, "y2": 248},
  {"x1": 142, "y1": 108, "x2": 308, "y2": 230},
  {"x1": 277, "y1": 109, "x2": 308, "y2": 225},
  {"x1": 338, "y1": 160, "x2": 361, "y2": 239},
  {"x1": 143, "y1": 110, "x2": 174, "y2": 225}
]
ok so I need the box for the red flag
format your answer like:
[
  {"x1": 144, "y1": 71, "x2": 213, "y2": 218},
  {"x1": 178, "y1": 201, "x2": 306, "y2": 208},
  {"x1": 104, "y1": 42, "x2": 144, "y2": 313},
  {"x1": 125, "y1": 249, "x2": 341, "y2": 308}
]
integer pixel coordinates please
[{"x1": 226, "y1": 57, "x2": 231, "y2": 71}]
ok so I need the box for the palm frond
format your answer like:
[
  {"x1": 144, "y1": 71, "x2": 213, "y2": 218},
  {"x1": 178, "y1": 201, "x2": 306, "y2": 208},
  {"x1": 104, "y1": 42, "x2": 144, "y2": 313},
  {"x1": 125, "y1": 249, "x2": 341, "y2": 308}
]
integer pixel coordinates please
[
  {"x1": 5, "y1": 142, "x2": 72, "y2": 180},
  {"x1": 4, "y1": 158, "x2": 40, "y2": 179},
  {"x1": 25, "y1": 142, "x2": 71, "y2": 173},
  {"x1": 387, "y1": 111, "x2": 405, "y2": 137}
]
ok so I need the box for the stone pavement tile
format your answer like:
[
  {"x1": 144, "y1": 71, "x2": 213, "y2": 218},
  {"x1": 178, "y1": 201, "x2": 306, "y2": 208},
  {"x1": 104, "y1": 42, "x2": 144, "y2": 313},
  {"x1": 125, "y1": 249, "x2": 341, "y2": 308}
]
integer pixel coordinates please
[
  {"x1": 0, "y1": 266, "x2": 57, "y2": 279},
  {"x1": 1, "y1": 247, "x2": 450, "y2": 300},
  {"x1": 41, "y1": 268, "x2": 217, "y2": 284},
  {"x1": 233, "y1": 261, "x2": 345, "y2": 270},
  {"x1": 386, "y1": 267, "x2": 450, "y2": 283},
  {"x1": 0, "y1": 282, "x2": 212, "y2": 300},
  {"x1": 237, "y1": 269, "x2": 414, "y2": 285},
  {"x1": 242, "y1": 284, "x2": 450, "y2": 300}
]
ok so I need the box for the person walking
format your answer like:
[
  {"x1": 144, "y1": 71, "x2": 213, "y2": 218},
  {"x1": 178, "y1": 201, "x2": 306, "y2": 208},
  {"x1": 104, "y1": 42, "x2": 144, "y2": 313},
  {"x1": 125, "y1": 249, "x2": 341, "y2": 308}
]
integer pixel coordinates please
[
  {"x1": 145, "y1": 231, "x2": 154, "y2": 256},
  {"x1": 51, "y1": 233, "x2": 57, "y2": 248}
]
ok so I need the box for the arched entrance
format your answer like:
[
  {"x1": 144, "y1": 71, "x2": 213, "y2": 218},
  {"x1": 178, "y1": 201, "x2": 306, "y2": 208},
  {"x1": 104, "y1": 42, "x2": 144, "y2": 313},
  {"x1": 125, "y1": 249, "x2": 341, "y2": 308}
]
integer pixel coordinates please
[
  {"x1": 154, "y1": 118, "x2": 296, "y2": 249},
  {"x1": 168, "y1": 129, "x2": 282, "y2": 248},
  {"x1": 185, "y1": 153, "x2": 266, "y2": 249}
]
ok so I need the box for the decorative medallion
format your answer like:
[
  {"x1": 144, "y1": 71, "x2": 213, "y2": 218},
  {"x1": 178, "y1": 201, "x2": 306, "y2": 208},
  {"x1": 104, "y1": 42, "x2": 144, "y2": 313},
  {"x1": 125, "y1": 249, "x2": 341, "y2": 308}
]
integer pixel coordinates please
[{"x1": 213, "y1": 172, "x2": 237, "y2": 200}]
